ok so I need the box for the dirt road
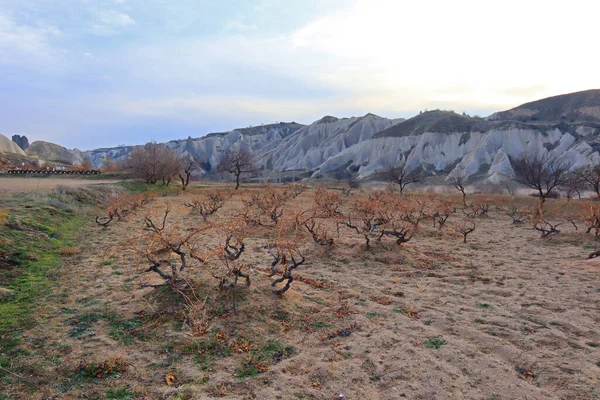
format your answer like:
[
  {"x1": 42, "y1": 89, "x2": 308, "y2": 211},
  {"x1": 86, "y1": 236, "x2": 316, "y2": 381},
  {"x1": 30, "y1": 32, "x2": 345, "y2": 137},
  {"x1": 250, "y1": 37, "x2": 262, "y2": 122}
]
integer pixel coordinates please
[{"x1": 0, "y1": 177, "x2": 122, "y2": 194}]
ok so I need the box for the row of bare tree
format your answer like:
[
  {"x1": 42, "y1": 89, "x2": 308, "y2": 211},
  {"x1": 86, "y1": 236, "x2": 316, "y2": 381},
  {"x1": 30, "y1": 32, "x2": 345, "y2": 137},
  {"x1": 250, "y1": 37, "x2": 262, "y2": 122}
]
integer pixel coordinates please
[
  {"x1": 124, "y1": 142, "x2": 258, "y2": 190},
  {"x1": 118, "y1": 139, "x2": 600, "y2": 199},
  {"x1": 385, "y1": 153, "x2": 600, "y2": 205}
]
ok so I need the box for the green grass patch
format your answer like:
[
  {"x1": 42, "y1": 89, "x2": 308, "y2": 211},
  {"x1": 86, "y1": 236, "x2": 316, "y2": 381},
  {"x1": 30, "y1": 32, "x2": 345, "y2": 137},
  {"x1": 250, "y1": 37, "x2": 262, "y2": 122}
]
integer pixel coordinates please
[
  {"x1": 185, "y1": 333, "x2": 234, "y2": 371},
  {"x1": 422, "y1": 338, "x2": 447, "y2": 349},
  {"x1": 0, "y1": 192, "x2": 88, "y2": 358},
  {"x1": 118, "y1": 181, "x2": 179, "y2": 196},
  {"x1": 66, "y1": 311, "x2": 106, "y2": 338},
  {"x1": 108, "y1": 316, "x2": 145, "y2": 344},
  {"x1": 236, "y1": 340, "x2": 294, "y2": 378},
  {"x1": 310, "y1": 322, "x2": 332, "y2": 331},
  {"x1": 235, "y1": 363, "x2": 262, "y2": 378},
  {"x1": 104, "y1": 386, "x2": 136, "y2": 400}
]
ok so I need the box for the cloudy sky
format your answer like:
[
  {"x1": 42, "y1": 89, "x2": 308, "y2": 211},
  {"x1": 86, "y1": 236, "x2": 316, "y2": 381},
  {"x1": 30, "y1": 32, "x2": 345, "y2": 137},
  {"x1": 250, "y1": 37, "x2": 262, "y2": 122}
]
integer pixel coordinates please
[{"x1": 1, "y1": 0, "x2": 599, "y2": 149}]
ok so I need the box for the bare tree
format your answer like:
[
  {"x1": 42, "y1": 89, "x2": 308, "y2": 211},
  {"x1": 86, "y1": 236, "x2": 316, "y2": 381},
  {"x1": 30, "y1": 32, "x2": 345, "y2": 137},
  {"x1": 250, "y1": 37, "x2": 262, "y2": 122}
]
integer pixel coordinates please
[
  {"x1": 177, "y1": 157, "x2": 198, "y2": 190},
  {"x1": 342, "y1": 196, "x2": 382, "y2": 249},
  {"x1": 126, "y1": 142, "x2": 184, "y2": 185},
  {"x1": 449, "y1": 169, "x2": 468, "y2": 205},
  {"x1": 528, "y1": 210, "x2": 561, "y2": 238},
  {"x1": 454, "y1": 217, "x2": 476, "y2": 243},
  {"x1": 576, "y1": 164, "x2": 600, "y2": 199},
  {"x1": 157, "y1": 146, "x2": 182, "y2": 186},
  {"x1": 216, "y1": 148, "x2": 258, "y2": 190},
  {"x1": 512, "y1": 153, "x2": 572, "y2": 206},
  {"x1": 126, "y1": 142, "x2": 162, "y2": 184},
  {"x1": 78, "y1": 155, "x2": 93, "y2": 170},
  {"x1": 564, "y1": 170, "x2": 586, "y2": 200},
  {"x1": 102, "y1": 155, "x2": 119, "y2": 172},
  {"x1": 505, "y1": 204, "x2": 526, "y2": 224},
  {"x1": 185, "y1": 190, "x2": 227, "y2": 222},
  {"x1": 384, "y1": 162, "x2": 421, "y2": 194}
]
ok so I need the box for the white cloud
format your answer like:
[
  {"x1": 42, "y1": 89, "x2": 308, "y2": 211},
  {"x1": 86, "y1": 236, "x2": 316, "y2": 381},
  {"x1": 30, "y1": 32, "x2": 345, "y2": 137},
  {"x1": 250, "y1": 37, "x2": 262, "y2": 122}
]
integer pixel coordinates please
[
  {"x1": 118, "y1": 95, "x2": 333, "y2": 122},
  {"x1": 97, "y1": 10, "x2": 135, "y2": 27},
  {"x1": 92, "y1": 10, "x2": 135, "y2": 35},
  {"x1": 4, "y1": 0, "x2": 599, "y2": 149},
  {"x1": 287, "y1": 0, "x2": 600, "y2": 109},
  {"x1": 107, "y1": 0, "x2": 600, "y2": 121},
  {"x1": 0, "y1": 14, "x2": 64, "y2": 69}
]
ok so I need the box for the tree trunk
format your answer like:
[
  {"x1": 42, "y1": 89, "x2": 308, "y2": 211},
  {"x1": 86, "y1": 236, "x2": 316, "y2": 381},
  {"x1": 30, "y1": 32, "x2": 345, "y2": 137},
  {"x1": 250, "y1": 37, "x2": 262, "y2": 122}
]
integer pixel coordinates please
[
  {"x1": 235, "y1": 171, "x2": 241, "y2": 190},
  {"x1": 179, "y1": 173, "x2": 188, "y2": 190}
]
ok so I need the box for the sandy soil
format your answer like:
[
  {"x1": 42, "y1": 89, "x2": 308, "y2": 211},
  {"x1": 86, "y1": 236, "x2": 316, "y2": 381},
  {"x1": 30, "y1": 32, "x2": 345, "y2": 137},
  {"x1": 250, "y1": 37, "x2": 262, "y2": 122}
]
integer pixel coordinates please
[
  {"x1": 5, "y1": 189, "x2": 600, "y2": 399},
  {"x1": 0, "y1": 177, "x2": 122, "y2": 194}
]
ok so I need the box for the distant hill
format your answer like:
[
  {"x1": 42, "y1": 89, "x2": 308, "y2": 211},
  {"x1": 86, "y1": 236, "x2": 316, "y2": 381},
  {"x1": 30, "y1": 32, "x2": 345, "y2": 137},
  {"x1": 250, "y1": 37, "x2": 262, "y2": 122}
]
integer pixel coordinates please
[
  {"x1": 76, "y1": 90, "x2": 600, "y2": 182},
  {"x1": 3, "y1": 89, "x2": 600, "y2": 182},
  {"x1": 373, "y1": 111, "x2": 489, "y2": 138},
  {"x1": 488, "y1": 89, "x2": 600, "y2": 123}
]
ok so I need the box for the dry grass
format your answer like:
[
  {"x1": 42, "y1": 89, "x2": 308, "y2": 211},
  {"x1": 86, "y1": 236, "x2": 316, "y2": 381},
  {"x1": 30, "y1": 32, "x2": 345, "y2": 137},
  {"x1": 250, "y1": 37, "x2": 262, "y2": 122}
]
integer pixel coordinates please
[
  {"x1": 57, "y1": 246, "x2": 80, "y2": 257},
  {"x1": 3, "y1": 187, "x2": 600, "y2": 400},
  {"x1": 0, "y1": 207, "x2": 8, "y2": 225}
]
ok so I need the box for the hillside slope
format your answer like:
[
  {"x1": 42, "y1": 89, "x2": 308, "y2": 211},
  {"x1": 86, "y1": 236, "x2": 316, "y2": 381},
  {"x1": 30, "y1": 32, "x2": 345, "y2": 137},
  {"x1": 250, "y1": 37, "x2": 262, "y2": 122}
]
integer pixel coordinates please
[
  {"x1": 86, "y1": 116, "x2": 404, "y2": 174},
  {"x1": 488, "y1": 89, "x2": 600, "y2": 123},
  {"x1": 0, "y1": 133, "x2": 26, "y2": 156},
  {"x1": 318, "y1": 107, "x2": 600, "y2": 180},
  {"x1": 25, "y1": 141, "x2": 82, "y2": 165}
]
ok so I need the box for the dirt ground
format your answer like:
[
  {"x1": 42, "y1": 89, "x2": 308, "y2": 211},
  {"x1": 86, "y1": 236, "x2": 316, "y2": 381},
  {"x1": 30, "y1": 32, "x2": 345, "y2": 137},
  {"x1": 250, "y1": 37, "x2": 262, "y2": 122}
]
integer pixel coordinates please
[
  {"x1": 0, "y1": 177, "x2": 122, "y2": 195},
  {"x1": 4, "y1": 188, "x2": 600, "y2": 399}
]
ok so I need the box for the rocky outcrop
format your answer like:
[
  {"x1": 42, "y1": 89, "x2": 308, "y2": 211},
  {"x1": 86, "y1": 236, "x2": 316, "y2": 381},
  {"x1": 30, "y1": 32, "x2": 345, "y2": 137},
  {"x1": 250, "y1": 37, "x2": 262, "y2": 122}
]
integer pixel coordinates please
[
  {"x1": 87, "y1": 122, "x2": 306, "y2": 171},
  {"x1": 11, "y1": 135, "x2": 29, "y2": 150},
  {"x1": 85, "y1": 116, "x2": 403, "y2": 174},
  {"x1": 0, "y1": 133, "x2": 27, "y2": 155},
  {"x1": 317, "y1": 117, "x2": 600, "y2": 181}
]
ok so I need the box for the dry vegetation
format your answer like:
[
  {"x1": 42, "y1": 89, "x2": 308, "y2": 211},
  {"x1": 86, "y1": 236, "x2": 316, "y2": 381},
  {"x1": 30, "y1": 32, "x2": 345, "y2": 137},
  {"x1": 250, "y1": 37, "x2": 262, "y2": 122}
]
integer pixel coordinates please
[
  {"x1": 1, "y1": 182, "x2": 600, "y2": 399},
  {"x1": 0, "y1": 178, "x2": 123, "y2": 194}
]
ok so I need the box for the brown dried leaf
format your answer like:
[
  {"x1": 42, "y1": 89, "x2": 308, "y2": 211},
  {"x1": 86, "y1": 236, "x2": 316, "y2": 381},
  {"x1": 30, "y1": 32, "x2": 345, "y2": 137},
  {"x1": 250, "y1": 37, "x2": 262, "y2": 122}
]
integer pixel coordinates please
[{"x1": 165, "y1": 371, "x2": 176, "y2": 386}]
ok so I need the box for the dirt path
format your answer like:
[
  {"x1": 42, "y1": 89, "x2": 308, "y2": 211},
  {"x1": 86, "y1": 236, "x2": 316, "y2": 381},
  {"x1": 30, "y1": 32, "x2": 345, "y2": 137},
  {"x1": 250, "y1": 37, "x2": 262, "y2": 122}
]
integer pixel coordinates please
[
  {"x1": 8, "y1": 192, "x2": 600, "y2": 399},
  {"x1": 0, "y1": 177, "x2": 122, "y2": 194}
]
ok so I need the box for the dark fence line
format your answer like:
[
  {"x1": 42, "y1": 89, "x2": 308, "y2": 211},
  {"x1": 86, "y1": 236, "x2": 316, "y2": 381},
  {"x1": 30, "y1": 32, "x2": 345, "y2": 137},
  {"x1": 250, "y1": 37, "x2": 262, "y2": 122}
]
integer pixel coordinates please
[{"x1": 7, "y1": 169, "x2": 101, "y2": 175}]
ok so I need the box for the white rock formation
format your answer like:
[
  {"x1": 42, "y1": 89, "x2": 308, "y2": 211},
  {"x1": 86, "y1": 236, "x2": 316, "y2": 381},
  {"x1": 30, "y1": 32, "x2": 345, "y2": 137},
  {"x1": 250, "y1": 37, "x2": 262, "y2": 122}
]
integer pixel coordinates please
[
  {"x1": 83, "y1": 114, "x2": 600, "y2": 183},
  {"x1": 0, "y1": 133, "x2": 26, "y2": 155},
  {"x1": 26, "y1": 141, "x2": 83, "y2": 165}
]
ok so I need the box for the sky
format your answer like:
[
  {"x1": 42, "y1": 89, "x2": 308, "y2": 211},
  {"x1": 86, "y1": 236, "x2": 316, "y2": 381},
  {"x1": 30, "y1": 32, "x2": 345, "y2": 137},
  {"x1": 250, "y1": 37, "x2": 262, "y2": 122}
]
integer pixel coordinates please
[{"x1": 1, "y1": 0, "x2": 599, "y2": 150}]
